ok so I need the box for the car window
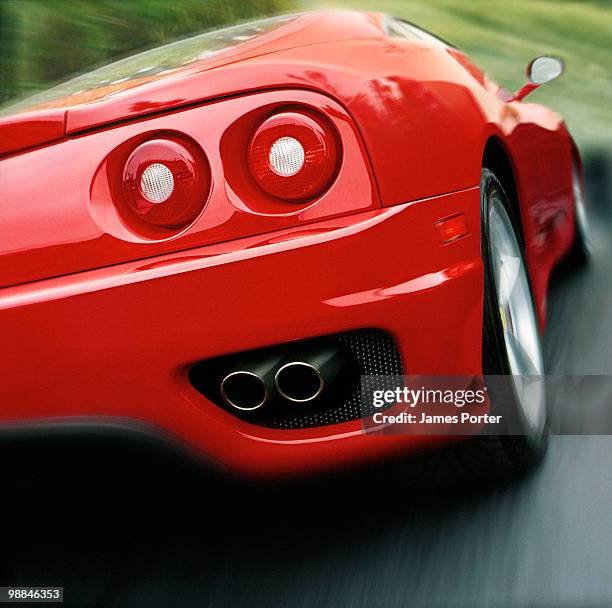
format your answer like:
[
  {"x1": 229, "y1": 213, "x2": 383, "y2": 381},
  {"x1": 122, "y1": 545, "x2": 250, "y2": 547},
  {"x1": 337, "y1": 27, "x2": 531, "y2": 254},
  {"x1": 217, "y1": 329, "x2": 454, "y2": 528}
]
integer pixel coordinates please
[{"x1": 385, "y1": 16, "x2": 458, "y2": 50}]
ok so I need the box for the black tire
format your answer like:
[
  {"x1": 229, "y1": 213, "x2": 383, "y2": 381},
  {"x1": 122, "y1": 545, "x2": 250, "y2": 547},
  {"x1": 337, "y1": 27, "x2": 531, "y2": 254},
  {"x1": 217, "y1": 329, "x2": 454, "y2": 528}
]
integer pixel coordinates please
[
  {"x1": 566, "y1": 162, "x2": 593, "y2": 266},
  {"x1": 400, "y1": 169, "x2": 548, "y2": 485}
]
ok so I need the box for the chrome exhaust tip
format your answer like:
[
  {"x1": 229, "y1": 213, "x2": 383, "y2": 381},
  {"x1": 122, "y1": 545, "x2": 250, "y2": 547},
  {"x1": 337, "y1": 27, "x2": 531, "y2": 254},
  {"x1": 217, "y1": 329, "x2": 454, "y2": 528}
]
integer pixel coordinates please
[
  {"x1": 274, "y1": 361, "x2": 324, "y2": 403},
  {"x1": 274, "y1": 344, "x2": 350, "y2": 404},
  {"x1": 220, "y1": 371, "x2": 269, "y2": 411},
  {"x1": 220, "y1": 352, "x2": 287, "y2": 412}
]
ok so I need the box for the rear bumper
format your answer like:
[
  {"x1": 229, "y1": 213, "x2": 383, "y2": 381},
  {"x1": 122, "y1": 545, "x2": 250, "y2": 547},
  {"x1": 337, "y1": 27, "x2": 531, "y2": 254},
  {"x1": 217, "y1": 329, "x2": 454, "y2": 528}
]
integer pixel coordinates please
[{"x1": 0, "y1": 187, "x2": 482, "y2": 477}]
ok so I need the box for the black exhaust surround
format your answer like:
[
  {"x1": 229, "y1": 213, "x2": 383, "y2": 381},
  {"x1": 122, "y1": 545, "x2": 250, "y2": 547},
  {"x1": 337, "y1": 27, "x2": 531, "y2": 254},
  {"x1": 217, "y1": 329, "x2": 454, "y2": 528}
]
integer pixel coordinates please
[{"x1": 188, "y1": 328, "x2": 403, "y2": 429}]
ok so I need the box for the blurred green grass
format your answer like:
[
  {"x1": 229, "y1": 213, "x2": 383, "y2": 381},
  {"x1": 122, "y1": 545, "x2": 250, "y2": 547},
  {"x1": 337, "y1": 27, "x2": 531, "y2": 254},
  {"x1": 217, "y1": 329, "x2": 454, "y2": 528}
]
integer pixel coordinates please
[{"x1": 311, "y1": 0, "x2": 612, "y2": 153}]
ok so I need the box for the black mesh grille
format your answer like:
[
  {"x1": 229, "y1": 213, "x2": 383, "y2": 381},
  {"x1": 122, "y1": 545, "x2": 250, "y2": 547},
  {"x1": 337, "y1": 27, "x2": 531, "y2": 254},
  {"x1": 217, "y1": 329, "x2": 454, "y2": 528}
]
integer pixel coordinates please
[{"x1": 189, "y1": 329, "x2": 403, "y2": 430}]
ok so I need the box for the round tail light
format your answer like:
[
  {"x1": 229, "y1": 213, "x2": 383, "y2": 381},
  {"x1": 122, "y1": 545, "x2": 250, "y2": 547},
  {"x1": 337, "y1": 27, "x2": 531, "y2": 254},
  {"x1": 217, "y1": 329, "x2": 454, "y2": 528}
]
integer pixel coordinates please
[
  {"x1": 248, "y1": 110, "x2": 341, "y2": 202},
  {"x1": 123, "y1": 138, "x2": 210, "y2": 229}
]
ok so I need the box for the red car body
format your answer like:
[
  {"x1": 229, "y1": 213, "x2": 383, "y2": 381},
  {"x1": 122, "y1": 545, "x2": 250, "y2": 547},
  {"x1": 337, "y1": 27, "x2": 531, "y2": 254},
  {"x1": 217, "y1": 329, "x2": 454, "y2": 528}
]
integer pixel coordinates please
[{"x1": 0, "y1": 11, "x2": 580, "y2": 477}]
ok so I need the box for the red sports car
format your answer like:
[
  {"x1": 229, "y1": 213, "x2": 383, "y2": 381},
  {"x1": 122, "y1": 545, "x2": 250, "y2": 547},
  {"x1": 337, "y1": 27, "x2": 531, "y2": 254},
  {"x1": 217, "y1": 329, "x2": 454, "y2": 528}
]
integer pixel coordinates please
[{"x1": 0, "y1": 11, "x2": 591, "y2": 479}]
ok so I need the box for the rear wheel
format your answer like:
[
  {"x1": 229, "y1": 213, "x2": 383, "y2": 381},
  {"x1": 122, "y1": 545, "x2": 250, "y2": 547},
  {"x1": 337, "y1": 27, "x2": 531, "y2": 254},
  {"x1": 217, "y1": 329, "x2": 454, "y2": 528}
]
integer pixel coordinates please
[
  {"x1": 402, "y1": 169, "x2": 548, "y2": 484},
  {"x1": 480, "y1": 170, "x2": 548, "y2": 455}
]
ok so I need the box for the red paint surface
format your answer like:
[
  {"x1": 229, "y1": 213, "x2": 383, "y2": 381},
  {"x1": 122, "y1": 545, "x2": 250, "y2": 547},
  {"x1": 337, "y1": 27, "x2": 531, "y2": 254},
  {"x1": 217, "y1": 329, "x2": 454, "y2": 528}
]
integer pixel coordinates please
[{"x1": 0, "y1": 109, "x2": 66, "y2": 156}]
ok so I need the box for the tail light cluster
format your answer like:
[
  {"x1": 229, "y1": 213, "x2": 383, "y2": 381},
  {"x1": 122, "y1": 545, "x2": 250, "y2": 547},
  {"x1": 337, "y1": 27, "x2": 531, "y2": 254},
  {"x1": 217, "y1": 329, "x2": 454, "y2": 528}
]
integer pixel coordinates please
[
  {"x1": 117, "y1": 107, "x2": 341, "y2": 235},
  {"x1": 247, "y1": 110, "x2": 341, "y2": 202},
  {"x1": 122, "y1": 137, "x2": 210, "y2": 230}
]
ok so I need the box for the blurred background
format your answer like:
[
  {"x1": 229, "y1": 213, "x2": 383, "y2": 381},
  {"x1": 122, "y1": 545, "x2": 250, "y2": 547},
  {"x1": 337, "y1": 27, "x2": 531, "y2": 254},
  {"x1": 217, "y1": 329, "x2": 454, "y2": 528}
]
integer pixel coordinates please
[{"x1": 1, "y1": 0, "x2": 611, "y2": 158}]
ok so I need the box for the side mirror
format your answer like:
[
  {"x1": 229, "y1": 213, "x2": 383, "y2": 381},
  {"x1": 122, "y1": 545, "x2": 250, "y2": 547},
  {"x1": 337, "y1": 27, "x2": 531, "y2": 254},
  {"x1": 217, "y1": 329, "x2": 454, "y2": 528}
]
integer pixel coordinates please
[
  {"x1": 510, "y1": 56, "x2": 565, "y2": 102},
  {"x1": 528, "y1": 56, "x2": 564, "y2": 84}
]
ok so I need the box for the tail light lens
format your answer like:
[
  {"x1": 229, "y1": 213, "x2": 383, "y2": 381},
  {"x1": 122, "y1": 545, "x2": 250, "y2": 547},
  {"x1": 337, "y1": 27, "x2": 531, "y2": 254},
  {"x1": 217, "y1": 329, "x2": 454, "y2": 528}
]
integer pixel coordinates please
[
  {"x1": 248, "y1": 110, "x2": 341, "y2": 202},
  {"x1": 123, "y1": 138, "x2": 210, "y2": 229}
]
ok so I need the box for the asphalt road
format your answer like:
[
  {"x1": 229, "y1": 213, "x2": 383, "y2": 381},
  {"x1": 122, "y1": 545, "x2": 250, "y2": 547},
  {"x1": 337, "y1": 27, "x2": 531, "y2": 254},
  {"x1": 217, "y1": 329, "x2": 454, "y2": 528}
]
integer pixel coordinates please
[{"x1": 1, "y1": 156, "x2": 611, "y2": 608}]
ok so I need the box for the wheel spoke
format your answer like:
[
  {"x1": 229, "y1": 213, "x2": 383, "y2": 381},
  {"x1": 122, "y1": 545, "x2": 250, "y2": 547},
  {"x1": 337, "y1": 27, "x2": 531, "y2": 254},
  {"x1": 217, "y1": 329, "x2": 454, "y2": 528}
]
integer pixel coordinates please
[{"x1": 497, "y1": 251, "x2": 521, "y2": 307}]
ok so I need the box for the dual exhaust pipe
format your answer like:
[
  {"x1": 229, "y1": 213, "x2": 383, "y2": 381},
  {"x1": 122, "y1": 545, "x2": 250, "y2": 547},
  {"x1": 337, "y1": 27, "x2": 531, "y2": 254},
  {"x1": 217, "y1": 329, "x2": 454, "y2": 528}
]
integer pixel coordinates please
[{"x1": 220, "y1": 343, "x2": 350, "y2": 412}]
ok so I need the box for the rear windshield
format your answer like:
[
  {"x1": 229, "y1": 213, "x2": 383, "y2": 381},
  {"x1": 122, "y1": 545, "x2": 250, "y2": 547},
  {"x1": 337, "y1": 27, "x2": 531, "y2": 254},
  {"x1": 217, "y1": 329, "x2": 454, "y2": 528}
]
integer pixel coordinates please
[{"x1": 2, "y1": 14, "x2": 297, "y2": 115}]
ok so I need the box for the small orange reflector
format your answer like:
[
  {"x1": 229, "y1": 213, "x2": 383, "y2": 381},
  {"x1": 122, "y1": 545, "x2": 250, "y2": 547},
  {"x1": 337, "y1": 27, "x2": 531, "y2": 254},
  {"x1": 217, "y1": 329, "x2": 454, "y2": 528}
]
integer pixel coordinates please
[{"x1": 435, "y1": 213, "x2": 469, "y2": 244}]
